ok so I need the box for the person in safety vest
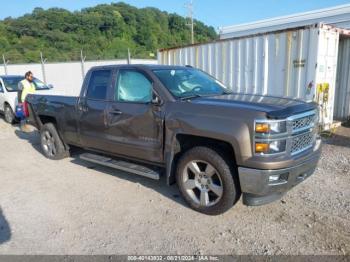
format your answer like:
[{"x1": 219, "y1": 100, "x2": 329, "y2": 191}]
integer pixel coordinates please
[{"x1": 18, "y1": 71, "x2": 35, "y2": 132}]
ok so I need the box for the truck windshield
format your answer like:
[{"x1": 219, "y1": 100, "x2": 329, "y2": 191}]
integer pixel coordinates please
[
  {"x1": 2, "y1": 76, "x2": 49, "y2": 92},
  {"x1": 153, "y1": 68, "x2": 230, "y2": 99}
]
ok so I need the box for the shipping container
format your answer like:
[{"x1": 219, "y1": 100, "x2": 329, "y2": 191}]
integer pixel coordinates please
[
  {"x1": 334, "y1": 37, "x2": 350, "y2": 121},
  {"x1": 219, "y1": 4, "x2": 350, "y2": 39},
  {"x1": 158, "y1": 23, "x2": 350, "y2": 129}
]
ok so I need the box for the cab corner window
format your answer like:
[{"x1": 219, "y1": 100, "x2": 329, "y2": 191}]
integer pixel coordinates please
[
  {"x1": 86, "y1": 70, "x2": 112, "y2": 100},
  {"x1": 115, "y1": 70, "x2": 152, "y2": 103}
]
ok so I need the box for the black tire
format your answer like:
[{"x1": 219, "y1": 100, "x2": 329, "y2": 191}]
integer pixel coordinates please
[
  {"x1": 4, "y1": 105, "x2": 15, "y2": 124},
  {"x1": 176, "y1": 146, "x2": 241, "y2": 215},
  {"x1": 40, "y1": 123, "x2": 69, "y2": 160}
]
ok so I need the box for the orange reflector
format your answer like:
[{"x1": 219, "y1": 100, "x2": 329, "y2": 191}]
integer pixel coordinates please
[
  {"x1": 255, "y1": 123, "x2": 270, "y2": 133},
  {"x1": 255, "y1": 143, "x2": 269, "y2": 153}
]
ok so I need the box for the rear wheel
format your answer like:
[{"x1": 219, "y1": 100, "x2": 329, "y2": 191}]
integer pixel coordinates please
[
  {"x1": 4, "y1": 105, "x2": 15, "y2": 124},
  {"x1": 40, "y1": 123, "x2": 69, "y2": 160},
  {"x1": 176, "y1": 146, "x2": 240, "y2": 215}
]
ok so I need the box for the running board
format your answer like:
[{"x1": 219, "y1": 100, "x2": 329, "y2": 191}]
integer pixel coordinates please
[{"x1": 80, "y1": 153, "x2": 160, "y2": 180}]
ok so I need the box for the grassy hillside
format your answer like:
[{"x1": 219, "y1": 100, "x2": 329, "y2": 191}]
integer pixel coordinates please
[{"x1": 0, "y1": 2, "x2": 217, "y2": 63}]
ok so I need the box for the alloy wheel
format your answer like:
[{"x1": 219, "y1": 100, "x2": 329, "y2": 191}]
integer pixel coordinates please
[
  {"x1": 4, "y1": 107, "x2": 13, "y2": 123},
  {"x1": 42, "y1": 131, "x2": 57, "y2": 157},
  {"x1": 182, "y1": 160, "x2": 223, "y2": 207}
]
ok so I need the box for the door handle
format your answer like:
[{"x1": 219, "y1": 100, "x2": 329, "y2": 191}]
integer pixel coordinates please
[
  {"x1": 109, "y1": 109, "x2": 122, "y2": 115},
  {"x1": 77, "y1": 103, "x2": 88, "y2": 112}
]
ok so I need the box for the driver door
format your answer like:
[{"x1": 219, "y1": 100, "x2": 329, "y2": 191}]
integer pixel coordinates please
[{"x1": 104, "y1": 68, "x2": 164, "y2": 163}]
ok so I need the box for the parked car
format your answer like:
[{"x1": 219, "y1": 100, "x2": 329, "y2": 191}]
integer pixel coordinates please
[
  {"x1": 0, "y1": 75, "x2": 52, "y2": 123},
  {"x1": 26, "y1": 65, "x2": 322, "y2": 215}
]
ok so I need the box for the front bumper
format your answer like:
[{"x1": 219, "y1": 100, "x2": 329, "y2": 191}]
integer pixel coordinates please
[{"x1": 238, "y1": 139, "x2": 321, "y2": 206}]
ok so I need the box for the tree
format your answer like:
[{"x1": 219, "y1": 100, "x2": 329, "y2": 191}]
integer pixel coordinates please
[{"x1": 0, "y1": 2, "x2": 217, "y2": 63}]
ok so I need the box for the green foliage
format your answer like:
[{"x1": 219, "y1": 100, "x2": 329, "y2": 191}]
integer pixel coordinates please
[{"x1": 0, "y1": 2, "x2": 217, "y2": 63}]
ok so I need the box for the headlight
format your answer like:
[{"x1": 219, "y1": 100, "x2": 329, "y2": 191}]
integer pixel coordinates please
[
  {"x1": 255, "y1": 140, "x2": 286, "y2": 154},
  {"x1": 255, "y1": 120, "x2": 287, "y2": 135},
  {"x1": 255, "y1": 119, "x2": 287, "y2": 155}
]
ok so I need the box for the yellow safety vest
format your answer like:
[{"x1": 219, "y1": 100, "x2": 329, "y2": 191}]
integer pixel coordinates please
[{"x1": 20, "y1": 79, "x2": 36, "y2": 102}]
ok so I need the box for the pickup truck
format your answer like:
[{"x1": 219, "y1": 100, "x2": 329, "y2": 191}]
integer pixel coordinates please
[
  {"x1": 0, "y1": 75, "x2": 52, "y2": 123},
  {"x1": 26, "y1": 64, "x2": 322, "y2": 215}
]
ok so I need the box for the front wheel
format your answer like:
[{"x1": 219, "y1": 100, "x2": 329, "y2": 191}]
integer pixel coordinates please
[
  {"x1": 4, "y1": 105, "x2": 15, "y2": 124},
  {"x1": 176, "y1": 146, "x2": 240, "y2": 215},
  {"x1": 40, "y1": 123, "x2": 69, "y2": 160}
]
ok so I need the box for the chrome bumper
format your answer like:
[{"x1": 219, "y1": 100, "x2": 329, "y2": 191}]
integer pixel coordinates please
[{"x1": 238, "y1": 140, "x2": 321, "y2": 206}]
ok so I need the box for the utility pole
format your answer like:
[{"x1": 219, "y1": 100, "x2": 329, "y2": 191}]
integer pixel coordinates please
[
  {"x1": 80, "y1": 49, "x2": 86, "y2": 80},
  {"x1": 127, "y1": 48, "x2": 131, "y2": 64},
  {"x1": 186, "y1": 0, "x2": 195, "y2": 44},
  {"x1": 2, "y1": 54, "x2": 9, "y2": 75},
  {"x1": 40, "y1": 52, "x2": 47, "y2": 84}
]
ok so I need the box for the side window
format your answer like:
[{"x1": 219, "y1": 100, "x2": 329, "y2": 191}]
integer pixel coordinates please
[
  {"x1": 86, "y1": 70, "x2": 112, "y2": 100},
  {"x1": 0, "y1": 81, "x2": 4, "y2": 93},
  {"x1": 115, "y1": 70, "x2": 152, "y2": 103}
]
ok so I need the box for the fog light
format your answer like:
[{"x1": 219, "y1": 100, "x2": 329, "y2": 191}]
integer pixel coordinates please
[
  {"x1": 269, "y1": 174, "x2": 280, "y2": 182},
  {"x1": 268, "y1": 172, "x2": 289, "y2": 184}
]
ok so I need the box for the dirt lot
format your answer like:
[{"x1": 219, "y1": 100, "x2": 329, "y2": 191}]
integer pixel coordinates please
[{"x1": 0, "y1": 117, "x2": 349, "y2": 255}]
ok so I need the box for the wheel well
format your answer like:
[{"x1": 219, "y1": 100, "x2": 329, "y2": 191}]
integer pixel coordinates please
[
  {"x1": 168, "y1": 134, "x2": 238, "y2": 185},
  {"x1": 4, "y1": 102, "x2": 11, "y2": 109},
  {"x1": 38, "y1": 115, "x2": 69, "y2": 150},
  {"x1": 38, "y1": 115, "x2": 57, "y2": 126},
  {"x1": 175, "y1": 134, "x2": 236, "y2": 162}
]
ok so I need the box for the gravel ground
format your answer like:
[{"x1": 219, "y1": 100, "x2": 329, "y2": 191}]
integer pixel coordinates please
[{"x1": 0, "y1": 117, "x2": 349, "y2": 255}]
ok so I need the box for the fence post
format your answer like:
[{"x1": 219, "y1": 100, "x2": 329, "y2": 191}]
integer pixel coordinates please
[
  {"x1": 2, "y1": 54, "x2": 8, "y2": 75},
  {"x1": 40, "y1": 52, "x2": 47, "y2": 84},
  {"x1": 80, "y1": 49, "x2": 86, "y2": 80}
]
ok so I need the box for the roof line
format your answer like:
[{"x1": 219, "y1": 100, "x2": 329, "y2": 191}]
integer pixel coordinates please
[
  {"x1": 219, "y1": 4, "x2": 350, "y2": 34},
  {"x1": 159, "y1": 23, "x2": 350, "y2": 53},
  {"x1": 159, "y1": 23, "x2": 319, "y2": 52}
]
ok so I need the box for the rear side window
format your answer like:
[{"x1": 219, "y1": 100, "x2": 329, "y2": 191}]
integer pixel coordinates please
[
  {"x1": 86, "y1": 70, "x2": 112, "y2": 100},
  {"x1": 115, "y1": 70, "x2": 152, "y2": 103}
]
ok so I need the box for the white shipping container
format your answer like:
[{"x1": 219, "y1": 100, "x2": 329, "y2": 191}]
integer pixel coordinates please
[
  {"x1": 219, "y1": 4, "x2": 350, "y2": 39},
  {"x1": 334, "y1": 37, "x2": 350, "y2": 121},
  {"x1": 158, "y1": 23, "x2": 349, "y2": 129}
]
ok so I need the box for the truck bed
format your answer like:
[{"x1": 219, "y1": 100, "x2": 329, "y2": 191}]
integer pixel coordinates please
[{"x1": 26, "y1": 94, "x2": 80, "y2": 145}]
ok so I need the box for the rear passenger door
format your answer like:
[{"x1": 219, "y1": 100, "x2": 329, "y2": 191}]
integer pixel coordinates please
[{"x1": 78, "y1": 68, "x2": 114, "y2": 150}]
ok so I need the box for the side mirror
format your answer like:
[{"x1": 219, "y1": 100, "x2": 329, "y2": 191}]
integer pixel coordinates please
[
  {"x1": 151, "y1": 93, "x2": 163, "y2": 106},
  {"x1": 47, "y1": 84, "x2": 54, "y2": 89}
]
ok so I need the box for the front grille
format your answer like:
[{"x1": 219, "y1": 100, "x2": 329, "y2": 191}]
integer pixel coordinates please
[
  {"x1": 291, "y1": 132, "x2": 314, "y2": 155},
  {"x1": 289, "y1": 111, "x2": 317, "y2": 155},
  {"x1": 291, "y1": 114, "x2": 315, "y2": 133}
]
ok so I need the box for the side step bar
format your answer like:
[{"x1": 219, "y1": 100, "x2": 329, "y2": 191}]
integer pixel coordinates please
[{"x1": 80, "y1": 153, "x2": 160, "y2": 180}]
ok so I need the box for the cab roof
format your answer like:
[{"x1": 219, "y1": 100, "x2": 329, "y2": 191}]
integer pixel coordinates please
[{"x1": 90, "y1": 64, "x2": 192, "y2": 71}]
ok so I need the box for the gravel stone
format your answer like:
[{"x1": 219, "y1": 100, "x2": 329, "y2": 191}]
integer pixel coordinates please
[{"x1": 0, "y1": 118, "x2": 349, "y2": 255}]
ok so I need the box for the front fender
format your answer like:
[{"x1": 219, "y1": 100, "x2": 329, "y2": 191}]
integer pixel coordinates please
[{"x1": 163, "y1": 117, "x2": 248, "y2": 185}]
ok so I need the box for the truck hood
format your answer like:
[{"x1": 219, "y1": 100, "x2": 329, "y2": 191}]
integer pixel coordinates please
[{"x1": 191, "y1": 93, "x2": 317, "y2": 119}]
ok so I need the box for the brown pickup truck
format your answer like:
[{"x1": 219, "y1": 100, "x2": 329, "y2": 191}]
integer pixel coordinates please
[{"x1": 26, "y1": 64, "x2": 322, "y2": 215}]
